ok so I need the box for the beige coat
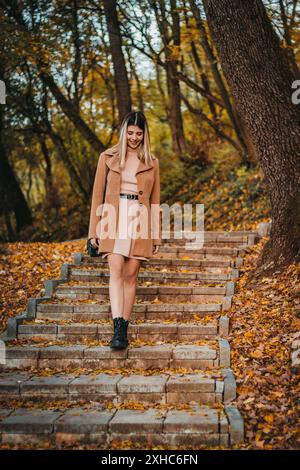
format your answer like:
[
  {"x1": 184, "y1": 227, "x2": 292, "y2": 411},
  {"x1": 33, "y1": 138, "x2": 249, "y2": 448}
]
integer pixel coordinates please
[{"x1": 88, "y1": 146, "x2": 162, "y2": 258}]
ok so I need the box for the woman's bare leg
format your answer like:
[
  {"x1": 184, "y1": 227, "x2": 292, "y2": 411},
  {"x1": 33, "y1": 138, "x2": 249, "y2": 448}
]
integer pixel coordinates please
[
  {"x1": 123, "y1": 258, "x2": 141, "y2": 321},
  {"x1": 107, "y1": 254, "x2": 125, "y2": 319}
]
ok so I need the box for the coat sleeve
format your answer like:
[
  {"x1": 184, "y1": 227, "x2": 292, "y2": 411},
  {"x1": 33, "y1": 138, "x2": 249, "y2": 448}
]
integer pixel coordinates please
[
  {"x1": 150, "y1": 158, "x2": 162, "y2": 245},
  {"x1": 87, "y1": 152, "x2": 107, "y2": 240}
]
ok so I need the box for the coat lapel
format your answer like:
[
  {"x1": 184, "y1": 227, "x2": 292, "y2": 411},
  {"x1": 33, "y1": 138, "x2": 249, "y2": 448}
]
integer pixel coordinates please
[{"x1": 104, "y1": 147, "x2": 154, "y2": 174}]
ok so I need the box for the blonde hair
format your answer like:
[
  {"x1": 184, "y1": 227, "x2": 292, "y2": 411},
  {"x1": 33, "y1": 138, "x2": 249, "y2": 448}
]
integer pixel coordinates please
[{"x1": 111, "y1": 111, "x2": 154, "y2": 169}]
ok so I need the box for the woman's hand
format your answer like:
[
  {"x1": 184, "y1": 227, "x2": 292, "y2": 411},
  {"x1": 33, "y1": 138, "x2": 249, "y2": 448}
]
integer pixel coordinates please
[
  {"x1": 152, "y1": 245, "x2": 159, "y2": 255},
  {"x1": 90, "y1": 238, "x2": 99, "y2": 248}
]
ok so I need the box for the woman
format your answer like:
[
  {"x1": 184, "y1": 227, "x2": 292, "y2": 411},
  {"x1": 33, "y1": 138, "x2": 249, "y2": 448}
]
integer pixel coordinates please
[{"x1": 87, "y1": 111, "x2": 162, "y2": 350}]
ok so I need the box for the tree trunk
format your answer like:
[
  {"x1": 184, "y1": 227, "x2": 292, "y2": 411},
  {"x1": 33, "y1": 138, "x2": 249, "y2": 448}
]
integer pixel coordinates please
[
  {"x1": 168, "y1": 64, "x2": 186, "y2": 154},
  {"x1": 189, "y1": 0, "x2": 250, "y2": 162},
  {"x1": 169, "y1": 0, "x2": 186, "y2": 154},
  {"x1": 203, "y1": 0, "x2": 300, "y2": 273},
  {"x1": 153, "y1": 0, "x2": 186, "y2": 154},
  {"x1": 125, "y1": 44, "x2": 145, "y2": 114},
  {"x1": 0, "y1": 106, "x2": 33, "y2": 238},
  {"x1": 103, "y1": 0, "x2": 132, "y2": 124},
  {"x1": 38, "y1": 135, "x2": 61, "y2": 215}
]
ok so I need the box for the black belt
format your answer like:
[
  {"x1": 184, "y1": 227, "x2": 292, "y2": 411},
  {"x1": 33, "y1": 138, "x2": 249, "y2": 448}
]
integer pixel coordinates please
[{"x1": 120, "y1": 193, "x2": 138, "y2": 199}]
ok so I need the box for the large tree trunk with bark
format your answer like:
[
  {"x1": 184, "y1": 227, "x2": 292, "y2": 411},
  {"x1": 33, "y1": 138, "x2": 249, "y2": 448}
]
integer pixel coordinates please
[
  {"x1": 103, "y1": 0, "x2": 132, "y2": 124},
  {"x1": 203, "y1": 0, "x2": 300, "y2": 273}
]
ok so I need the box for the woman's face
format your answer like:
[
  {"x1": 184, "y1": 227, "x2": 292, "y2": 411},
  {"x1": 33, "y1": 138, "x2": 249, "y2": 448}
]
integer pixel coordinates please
[{"x1": 126, "y1": 125, "x2": 144, "y2": 150}]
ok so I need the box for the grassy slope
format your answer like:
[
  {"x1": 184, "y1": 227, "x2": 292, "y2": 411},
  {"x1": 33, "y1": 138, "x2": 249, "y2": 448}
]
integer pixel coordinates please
[{"x1": 166, "y1": 144, "x2": 272, "y2": 231}]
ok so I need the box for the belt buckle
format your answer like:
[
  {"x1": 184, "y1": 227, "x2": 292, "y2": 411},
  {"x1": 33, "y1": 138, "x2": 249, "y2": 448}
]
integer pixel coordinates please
[{"x1": 120, "y1": 193, "x2": 137, "y2": 199}]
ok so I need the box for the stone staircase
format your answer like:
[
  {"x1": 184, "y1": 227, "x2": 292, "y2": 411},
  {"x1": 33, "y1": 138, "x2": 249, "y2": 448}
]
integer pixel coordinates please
[{"x1": 0, "y1": 229, "x2": 262, "y2": 449}]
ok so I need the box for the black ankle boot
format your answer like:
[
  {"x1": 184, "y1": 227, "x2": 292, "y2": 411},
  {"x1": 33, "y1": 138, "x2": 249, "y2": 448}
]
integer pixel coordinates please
[
  {"x1": 121, "y1": 318, "x2": 129, "y2": 347},
  {"x1": 110, "y1": 317, "x2": 127, "y2": 350}
]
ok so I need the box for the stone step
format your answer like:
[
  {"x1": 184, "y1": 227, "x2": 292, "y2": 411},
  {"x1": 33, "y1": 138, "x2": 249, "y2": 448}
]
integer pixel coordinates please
[
  {"x1": 63, "y1": 280, "x2": 228, "y2": 289},
  {"x1": 0, "y1": 368, "x2": 236, "y2": 406},
  {"x1": 81, "y1": 256, "x2": 235, "y2": 268},
  {"x1": 0, "y1": 339, "x2": 231, "y2": 371},
  {"x1": 146, "y1": 252, "x2": 236, "y2": 260},
  {"x1": 0, "y1": 403, "x2": 244, "y2": 447},
  {"x1": 36, "y1": 301, "x2": 224, "y2": 321},
  {"x1": 161, "y1": 240, "x2": 247, "y2": 248},
  {"x1": 74, "y1": 263, "x2": 236, "y2": 279},
  {"x1": 163, "y1": 241, "x2": 247, "y2": 247},
  {"x1": 162, "y1": 230, "x2": 257, "y2": 244},
  {"x1": 17, "y1": 318, "x2": 229, "y2": 342},
  {"x1": 163, "y1": 229, "x2": 257, "y2": 237},
  {"x1": 156, "y1": 246, "x2": 243, "y2": 256},
  {"x1": 53, "y1": 284, "x2": 229, "y2": 303},
  {"x1": 69, "y1": 267, "x2": 233, "y2": 283}
]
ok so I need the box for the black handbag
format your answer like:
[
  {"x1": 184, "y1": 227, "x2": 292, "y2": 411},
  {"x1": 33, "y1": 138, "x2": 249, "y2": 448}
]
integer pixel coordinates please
[
  {"x1": 86, "y1": 158, "x2": 109, "y2": 257},
  {"x1": 86, "y1": 238, "x2": 100, "y2": 257}
]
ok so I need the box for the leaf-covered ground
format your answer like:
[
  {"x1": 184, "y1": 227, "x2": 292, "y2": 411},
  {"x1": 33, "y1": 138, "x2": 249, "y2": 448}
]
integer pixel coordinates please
[
  {"x1": 0, "y1": 241, "x2": 77, "y2": 334},
  {"x1": 228, "y1": 238, "x2": 300, "y2": 449}
]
